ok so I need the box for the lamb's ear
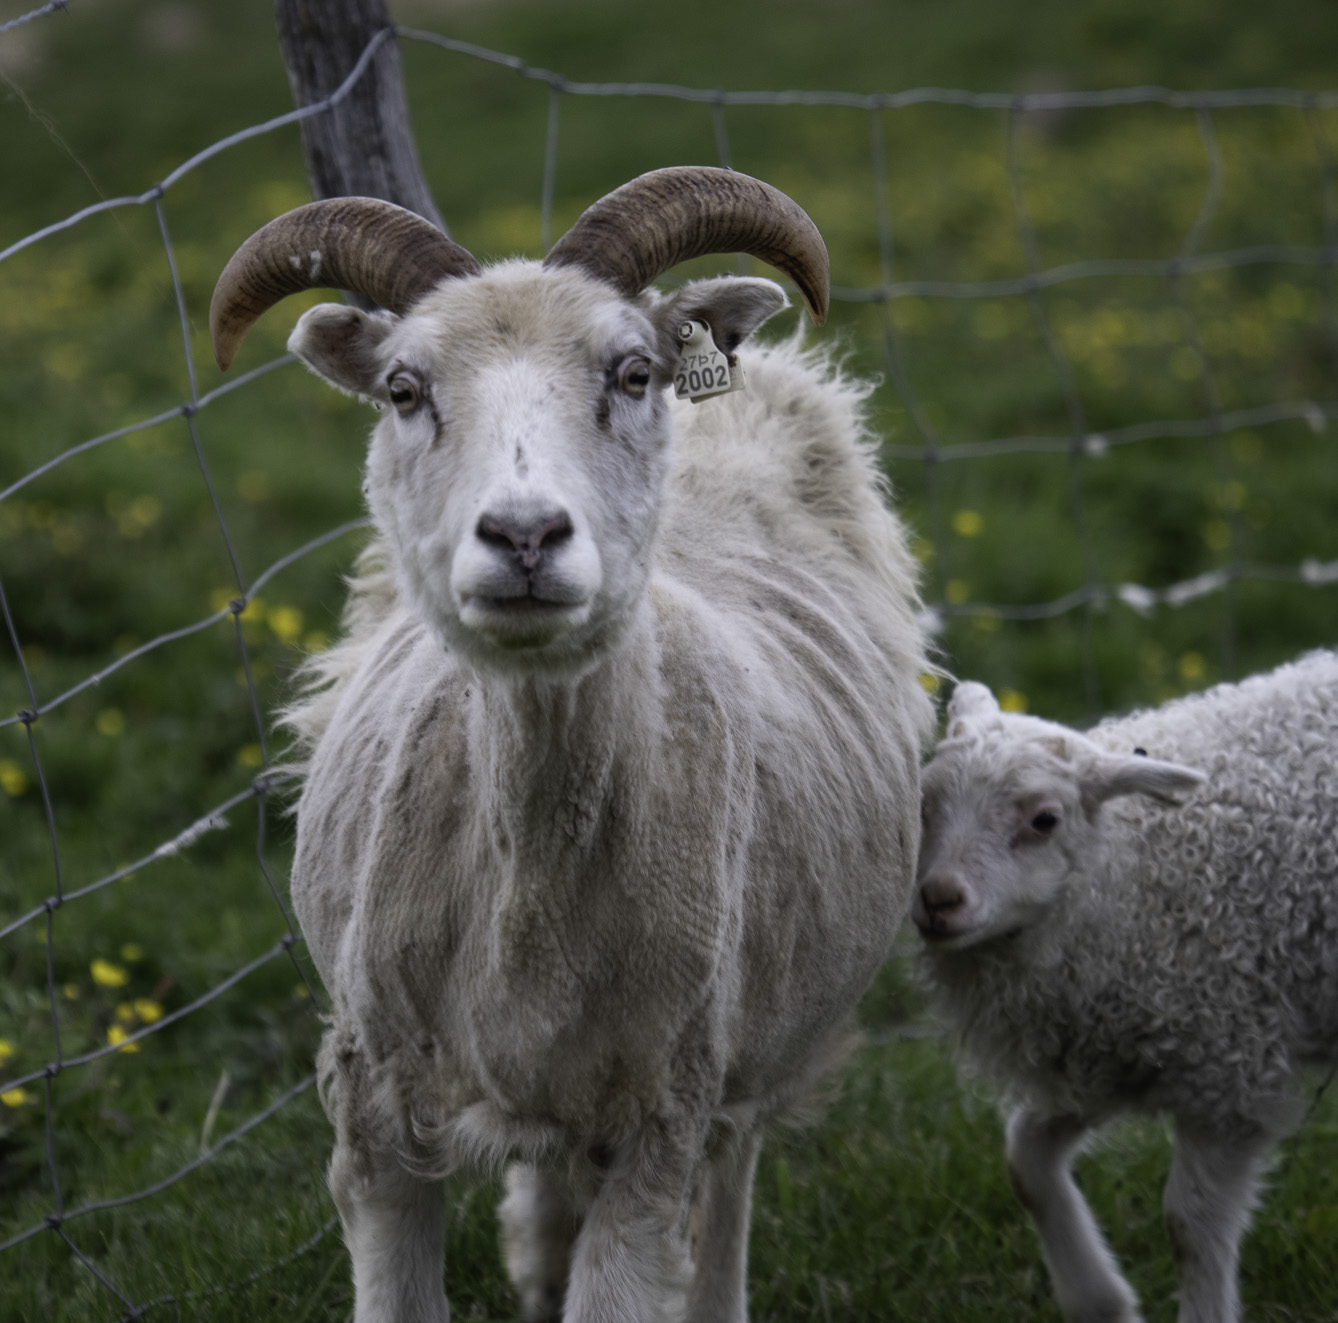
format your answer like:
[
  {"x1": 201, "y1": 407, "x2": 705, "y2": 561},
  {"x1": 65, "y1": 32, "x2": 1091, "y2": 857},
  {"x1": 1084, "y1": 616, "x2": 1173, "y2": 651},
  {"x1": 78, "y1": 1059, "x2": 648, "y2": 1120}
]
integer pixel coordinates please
[
  {"x1": 288, "y1": 304, "x2": 397, "y2": 401},
  {"x1": 1082, "y1": 751, "x2": 1207, "y2": 807},
  {"x1": 946, "y1": 681, "x2": 1000, "y2": 736},
  {"x1": 652, "y1": 276, "x2": 788, "y2": 356}
]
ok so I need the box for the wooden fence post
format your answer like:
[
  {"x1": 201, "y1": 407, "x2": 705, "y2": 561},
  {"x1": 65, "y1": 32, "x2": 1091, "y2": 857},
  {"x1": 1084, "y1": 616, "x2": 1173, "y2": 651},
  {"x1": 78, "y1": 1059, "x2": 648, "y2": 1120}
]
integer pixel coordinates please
[{"x1": 272, "y1": 0, "x2": 445, "y2": 237}]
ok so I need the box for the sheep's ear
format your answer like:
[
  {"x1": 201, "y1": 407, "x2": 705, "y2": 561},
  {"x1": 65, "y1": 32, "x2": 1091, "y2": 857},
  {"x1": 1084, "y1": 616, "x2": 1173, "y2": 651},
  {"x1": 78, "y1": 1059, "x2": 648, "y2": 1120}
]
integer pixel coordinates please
[
  {"x1": 288, "y1": 303, "x2": 396, "y2": 401},
  {"x1": 1082, "y1": 752, "x2": 1206, "y2": 807},
  {"x1": 946, "y1": 680, "x2": 999, "y2": 736},
  {"x1": 653, "y1": 276, "x2": 788, "y2": 356}
]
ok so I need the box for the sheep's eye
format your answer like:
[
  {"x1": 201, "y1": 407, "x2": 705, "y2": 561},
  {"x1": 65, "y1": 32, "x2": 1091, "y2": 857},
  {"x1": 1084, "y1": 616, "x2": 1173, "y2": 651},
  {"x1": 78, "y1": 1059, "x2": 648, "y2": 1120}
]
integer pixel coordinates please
[
  {"x1": 388, "y1": 373, "x2": 421, "y2": 415},
  {"x1": 1030, "y1": 810, "x2": 1059, "y2": 835},
  {"x1": 616, "y1": 355, "x2": 651, "y2": 398}
]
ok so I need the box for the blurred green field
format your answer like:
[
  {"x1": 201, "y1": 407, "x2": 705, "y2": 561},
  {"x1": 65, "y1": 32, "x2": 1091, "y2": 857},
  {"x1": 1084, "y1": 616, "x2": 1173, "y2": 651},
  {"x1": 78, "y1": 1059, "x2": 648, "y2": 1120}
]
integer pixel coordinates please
[{"x1": 2, "y1": 1, "x2": 1337, "y2": 1319}]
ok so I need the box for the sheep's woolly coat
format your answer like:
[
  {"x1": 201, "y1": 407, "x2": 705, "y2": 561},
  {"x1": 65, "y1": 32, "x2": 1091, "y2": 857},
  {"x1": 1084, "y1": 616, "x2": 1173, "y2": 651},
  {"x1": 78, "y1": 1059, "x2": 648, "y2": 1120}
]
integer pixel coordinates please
[
  {"x1": 921, "y1": 651, "x2": 1338, "y2": 1138},
  {"x1": 287, "y1": 335, "x2": 933, "y2": 1176}
]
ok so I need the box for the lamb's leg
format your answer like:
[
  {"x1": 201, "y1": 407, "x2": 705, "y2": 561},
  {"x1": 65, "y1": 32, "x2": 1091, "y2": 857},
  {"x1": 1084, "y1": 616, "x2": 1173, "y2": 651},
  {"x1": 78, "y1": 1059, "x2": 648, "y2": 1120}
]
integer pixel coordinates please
[
  {"x1": 1163, "y1": 1125, "x2": 1267, "y2": 1323},
  {"x1": 684, "y1": 1128, "x2": 763, "y2": 1323},
  {"x1": 499, "y1": 1163, "x2": 584, "y2": 1322},
  {"x1": 562, "y1": 1119, "x2": 700, "y2": 1323},
  {"x1": 328, "y1": 1136, "x2": 450, "y2": 1323},
  {"x1": 1005, "y1": 1107, "x2": 1142, "y2": 1323}
]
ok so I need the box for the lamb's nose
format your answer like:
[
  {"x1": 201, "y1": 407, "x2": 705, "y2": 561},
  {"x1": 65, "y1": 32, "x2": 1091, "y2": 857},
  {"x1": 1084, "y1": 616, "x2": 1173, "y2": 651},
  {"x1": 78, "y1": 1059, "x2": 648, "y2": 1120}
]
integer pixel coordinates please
[
  {"x1": 919, "y1": 874, "x2": 967, "y2": 918},
  {"x1": 914, "y1": 872, "x2": 970, "y2": 937},
  {"x1": 476, "y1": 510, "x2": 573, "y2": 571}
]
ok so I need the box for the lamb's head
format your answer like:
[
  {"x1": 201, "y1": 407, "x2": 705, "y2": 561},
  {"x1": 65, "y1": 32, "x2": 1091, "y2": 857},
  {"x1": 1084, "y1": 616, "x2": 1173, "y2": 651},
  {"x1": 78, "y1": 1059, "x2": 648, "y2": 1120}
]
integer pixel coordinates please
[
  {"x1": 912, "y1": 682, "x2": 1205, "y2": 950},
  {"x1": 209, "y1": 168, "x2": 829, "y2": 674}
]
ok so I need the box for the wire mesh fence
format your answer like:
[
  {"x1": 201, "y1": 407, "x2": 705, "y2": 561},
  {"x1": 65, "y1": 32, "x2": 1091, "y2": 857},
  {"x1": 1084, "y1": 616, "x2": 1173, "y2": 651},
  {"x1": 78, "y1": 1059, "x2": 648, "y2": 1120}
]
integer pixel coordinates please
[
  {"x1": 3, "y1": 13, "x2": 1337, "y2": 1320},
  {"x1": 0, "y1": 0, "x2": 67, "y2": 38}
]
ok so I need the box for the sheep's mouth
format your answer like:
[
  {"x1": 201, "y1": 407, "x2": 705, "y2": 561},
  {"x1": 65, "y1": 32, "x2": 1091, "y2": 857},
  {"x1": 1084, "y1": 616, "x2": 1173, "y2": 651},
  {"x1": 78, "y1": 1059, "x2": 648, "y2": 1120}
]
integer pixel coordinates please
[
  {"x1": 914, "y1": 914, "x2": 1016, "y2": 951},
  {"x1": 468, "y1": 590, "x2": 589, "y2": 623},
  {"x1": 915, "y1": 920, "x2": 974, "y2": 948},
  {"x1": 915, "y1": 922, "x2": 958, "y2": 943},
  {"x1": 458, "y1": 590, "x2": 592, "y2": 650}
]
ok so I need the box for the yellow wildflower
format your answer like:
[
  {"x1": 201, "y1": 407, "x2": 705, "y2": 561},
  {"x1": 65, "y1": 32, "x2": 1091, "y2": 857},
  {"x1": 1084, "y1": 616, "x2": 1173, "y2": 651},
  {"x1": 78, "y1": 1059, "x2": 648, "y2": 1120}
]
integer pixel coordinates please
[
  {"x1": 133, "y1": 998, "x2": 164, "y2": 1023},
  {"x1": 0, "y1": 1038, "x2": 13, "y2": 1065},
  {"x1": 1178, "y1": 652, "x2": 1207, "y2": 682},
  {"x1": 268, "y1": 605, "x2": 304, "y2": 644},
  {"x1": 106, "y1": 1024, "x2": 139, "y2": 1054},
  {"x1": 96, "y1": 708, "x2": 126, "y2": 737},
  {"x1": 952, "y1": 509, "x2": 984, "y2": 538},
  {"x1": 90, "y1": 958, "x2": 129, "y2": 988},
  {"x1": 0, "y1": 759, "x2": 28, "y2": 797},
  {"x1": 2, "y1": 1088, "x2": 32, "y2": 1108},
  {"x1": 120, "y1": 943, "x2": 143, "y2": 962}
]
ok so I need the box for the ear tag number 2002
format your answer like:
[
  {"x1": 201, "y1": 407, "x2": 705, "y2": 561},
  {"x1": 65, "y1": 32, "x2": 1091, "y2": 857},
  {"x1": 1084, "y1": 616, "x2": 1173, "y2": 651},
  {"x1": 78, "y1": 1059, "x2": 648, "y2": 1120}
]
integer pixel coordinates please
[{"x1": 673, "y1": 320, "x2": 745, "y2": 403}]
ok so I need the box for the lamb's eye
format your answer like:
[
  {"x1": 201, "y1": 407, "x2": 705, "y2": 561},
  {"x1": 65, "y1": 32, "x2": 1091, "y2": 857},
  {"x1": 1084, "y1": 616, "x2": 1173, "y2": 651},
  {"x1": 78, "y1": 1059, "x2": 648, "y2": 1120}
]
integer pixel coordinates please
[
  {"x1": 617, "y1": 355, "x2": 651, "y2": 398},
  {"x1": 1031, "y1": 810, "x2": 1059, "y2": 834},
  {"x1": 388, "y1": 373, "x2": 421, "y2": 415}
]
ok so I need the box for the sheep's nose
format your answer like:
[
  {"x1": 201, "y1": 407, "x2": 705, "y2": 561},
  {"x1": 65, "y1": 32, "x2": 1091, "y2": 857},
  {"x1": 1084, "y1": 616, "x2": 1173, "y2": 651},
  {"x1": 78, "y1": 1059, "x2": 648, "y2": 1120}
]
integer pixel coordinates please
[
  {"x1": 477, "y1": 509, "x2": 573, "y2": 571},
  {"x1": 914, "y1": 872, "x2": 970, "y2": 936}
]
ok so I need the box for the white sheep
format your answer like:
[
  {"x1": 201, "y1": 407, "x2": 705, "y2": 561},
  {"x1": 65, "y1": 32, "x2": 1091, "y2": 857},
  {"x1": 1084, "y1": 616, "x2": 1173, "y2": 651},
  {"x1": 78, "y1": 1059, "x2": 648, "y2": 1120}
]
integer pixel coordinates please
[
  {"x1": 209, "y1": 168, "x2": 933, "y2": 1323},
  {"x1": 912, "y1": 653, "x2": 1338, "y2": 1323}
]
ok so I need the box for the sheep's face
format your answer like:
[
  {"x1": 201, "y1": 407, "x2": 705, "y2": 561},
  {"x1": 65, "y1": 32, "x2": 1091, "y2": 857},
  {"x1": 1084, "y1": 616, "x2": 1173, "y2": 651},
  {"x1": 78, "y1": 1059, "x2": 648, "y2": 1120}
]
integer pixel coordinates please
[
  {"x1": 912, "y1": 683, "x2": 1205, "y2": 950},
  {"x1": 288, "y1": 264, "x2": 787, "y2": 675}
]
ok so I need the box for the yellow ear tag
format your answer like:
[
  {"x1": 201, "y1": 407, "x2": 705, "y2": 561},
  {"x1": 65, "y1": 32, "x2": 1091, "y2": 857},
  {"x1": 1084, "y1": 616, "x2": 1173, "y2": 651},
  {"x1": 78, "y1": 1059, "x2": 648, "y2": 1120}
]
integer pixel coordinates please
[{"x1": 672, "y1": 320, "x2": 745, "y2": 403}]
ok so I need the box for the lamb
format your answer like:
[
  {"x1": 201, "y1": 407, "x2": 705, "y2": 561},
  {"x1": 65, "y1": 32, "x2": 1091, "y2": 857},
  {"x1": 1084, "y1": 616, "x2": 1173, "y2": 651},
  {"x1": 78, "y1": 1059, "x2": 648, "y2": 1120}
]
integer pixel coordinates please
[
  {"x1": 912, "y1": 653, "x2": 1338, "y2": 1323},
  {"x1": 209, "y1": 167, "x2": 933, "y2": 1323}
]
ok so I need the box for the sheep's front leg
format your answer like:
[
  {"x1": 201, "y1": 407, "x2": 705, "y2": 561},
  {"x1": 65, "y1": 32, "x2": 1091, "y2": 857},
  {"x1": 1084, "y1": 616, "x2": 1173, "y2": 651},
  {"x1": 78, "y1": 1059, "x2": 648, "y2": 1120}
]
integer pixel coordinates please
[
  {"x1": 499, "y1": 1163, "x2": 584, "y2": 1322},
  {"x1": 685, "y1": 1127, "x2": 763, "y2": 1323},
  {"x1": 563, "y1": 1120, "x2": 700, "y2": 1323},
  {"x1": 1163, "y1": 1125, "x2": 1268, "y2": 1323},
  {"x1": 329, "y1": 1137, "x2": 450, "y2": 1323},
  {"x1": 1005, "y1": 1107, "x2": 1142, "y2": 1323}
]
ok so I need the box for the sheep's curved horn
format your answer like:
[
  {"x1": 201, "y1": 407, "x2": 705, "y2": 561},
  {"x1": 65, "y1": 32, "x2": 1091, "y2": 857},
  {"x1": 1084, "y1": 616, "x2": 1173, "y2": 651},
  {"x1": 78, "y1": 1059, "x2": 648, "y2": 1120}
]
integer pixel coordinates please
[
  {"x1": 209, "y1": 197, "x2": 482, "y2": 370},
  {"x1": 543, "y1": 167, "x2": 830, "y2": 326}
]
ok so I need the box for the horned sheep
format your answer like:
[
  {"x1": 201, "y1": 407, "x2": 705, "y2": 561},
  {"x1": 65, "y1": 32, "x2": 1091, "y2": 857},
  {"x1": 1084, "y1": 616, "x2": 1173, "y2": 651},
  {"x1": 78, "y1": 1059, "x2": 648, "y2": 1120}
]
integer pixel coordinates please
[
  {"x1": 210, "y1": 168, "x2": 933, "y2": 1323},
  {"x1": 913, "y1": 652, "x2": 1338, "y2": 1323}
]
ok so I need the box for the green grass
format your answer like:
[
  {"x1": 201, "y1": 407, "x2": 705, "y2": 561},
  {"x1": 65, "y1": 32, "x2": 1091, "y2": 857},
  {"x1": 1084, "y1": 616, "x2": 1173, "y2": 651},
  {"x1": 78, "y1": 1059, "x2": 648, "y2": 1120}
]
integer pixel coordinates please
[{"x1": 3, "y1": 0, "x2": 1338, "y2": 1318}]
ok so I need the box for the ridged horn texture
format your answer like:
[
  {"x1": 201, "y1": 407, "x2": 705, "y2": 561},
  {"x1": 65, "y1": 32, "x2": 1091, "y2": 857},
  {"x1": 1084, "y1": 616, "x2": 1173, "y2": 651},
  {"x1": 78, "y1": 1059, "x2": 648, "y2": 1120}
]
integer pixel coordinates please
[
  {"x1": 542, "y1": 166, "x2": 830, "y2": 326},
  {"x1": 209, "y1": 197, "x2": 482, "y2": 370}
]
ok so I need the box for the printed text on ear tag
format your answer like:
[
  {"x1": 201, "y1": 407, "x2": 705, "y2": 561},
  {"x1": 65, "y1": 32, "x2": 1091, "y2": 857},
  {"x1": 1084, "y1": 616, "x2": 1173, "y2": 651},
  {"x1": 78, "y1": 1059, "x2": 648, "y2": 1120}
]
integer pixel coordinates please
[{"x1": 673, "y1": 320, "x2": 746, "y2": 403}]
